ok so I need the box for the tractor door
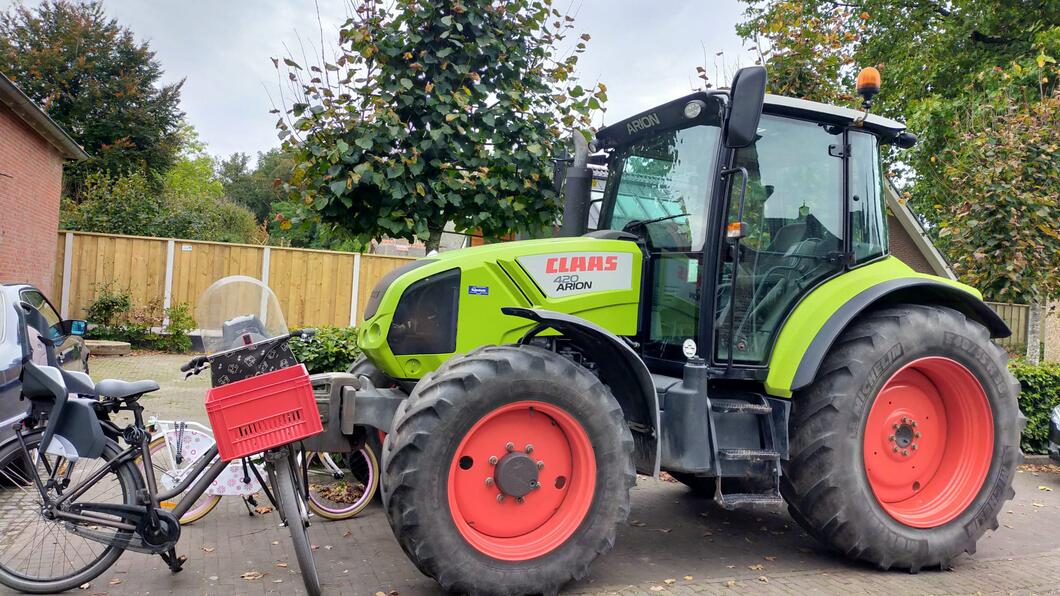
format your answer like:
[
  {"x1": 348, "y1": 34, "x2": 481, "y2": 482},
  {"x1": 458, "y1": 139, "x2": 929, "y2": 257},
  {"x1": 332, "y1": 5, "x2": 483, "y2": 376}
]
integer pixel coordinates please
[
  {"x1": 715, "y1": 115, "x2": 845, "y2": 366},
  {"x1": 601, "y1": 123, "x2": 722, "y2": 368}
]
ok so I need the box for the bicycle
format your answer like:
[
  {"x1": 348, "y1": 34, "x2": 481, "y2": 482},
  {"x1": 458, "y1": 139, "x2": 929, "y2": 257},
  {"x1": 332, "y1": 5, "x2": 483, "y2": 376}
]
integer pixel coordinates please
[
  {"x1": 145, "y1": 419, "x2": 379, "y2": 523},
  {"x1": 0, "y1": 276, "x2": 323, "y2": 594}
]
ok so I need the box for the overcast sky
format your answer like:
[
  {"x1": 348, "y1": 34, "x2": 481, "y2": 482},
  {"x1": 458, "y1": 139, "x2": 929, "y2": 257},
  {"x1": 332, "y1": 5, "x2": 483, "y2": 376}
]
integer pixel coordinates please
[{"x1": 3, "y1": 0, "x2": 756, "y2": 159}]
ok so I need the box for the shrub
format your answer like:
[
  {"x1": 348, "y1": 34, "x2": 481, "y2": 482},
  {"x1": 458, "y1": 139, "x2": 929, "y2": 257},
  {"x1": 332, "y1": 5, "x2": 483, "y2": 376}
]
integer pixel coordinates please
[
  {"x1": 289, "y1": 326, "x2": 360, "y2": 374},
  {"x1": 1010, "y1": 360, "x2": 1060, "y2": 454},
  {"x1": 83, "y1": 285, "x2": 195, "y2": 353}
]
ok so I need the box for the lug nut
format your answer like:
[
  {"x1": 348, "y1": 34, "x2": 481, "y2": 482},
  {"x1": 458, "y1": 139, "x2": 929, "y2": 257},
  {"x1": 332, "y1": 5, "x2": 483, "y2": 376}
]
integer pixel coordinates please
[
  {"x1": 888, "y1": 435, "x2": 896, "y2": 442},
  {"x1": 902, "y1": 449, "x2": 909, "y2": 456},
  {"x1": 911, "y1": 420, "x2": 918, "y2": 427},
  {"x1": 536, "y1": 460, "x2": 545, "y2": 470},
  {"x1": 485, "y1": 477, "x2": 494, "y2": 487},
  {"x1": 488, "y1": 456, "x2": 498, "y2": 465},
  {"x1": 496, "y1": 494, "x2": 505, "y2": 503},
  {"x1": 914, "y1": 432, "x2": 922, "y2": 438},
  {"x1": 505, "y1": 442, "x2": 515, "y2": 452},
  {"x1": 530, "y1": 480, "x2": 540, "y2": 489},
  {"x1": 893, "y1": 423, "x2": 900, "y2": 429},
  {"x1": 911, "y1": 444, "x2": 918, "y2": 450},
  {"x1": 902, "y1": 417, "x2": 910, "y2": 424},
  {"x1": 525, "y1": 444, "x2": 534, "y2": 454},
  {"x1": 893, "y1": 446, "x2": 899, "y2": 452},
  {"x1": 516, "y1": 496, "x2": 524, "y2": 504}
]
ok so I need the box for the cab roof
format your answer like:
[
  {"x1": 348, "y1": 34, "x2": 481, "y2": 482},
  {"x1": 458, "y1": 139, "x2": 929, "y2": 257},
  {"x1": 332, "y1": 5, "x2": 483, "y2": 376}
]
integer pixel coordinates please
[{"x1": 596, "y1": 91, "x2": 907, "y2": 149}]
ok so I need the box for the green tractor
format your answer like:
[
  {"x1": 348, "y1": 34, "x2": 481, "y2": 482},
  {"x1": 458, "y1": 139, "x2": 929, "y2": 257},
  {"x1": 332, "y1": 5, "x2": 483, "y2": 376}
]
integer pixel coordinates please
[{"x1": 344, "y1": 65, "x2": 1023, "y2": 594}]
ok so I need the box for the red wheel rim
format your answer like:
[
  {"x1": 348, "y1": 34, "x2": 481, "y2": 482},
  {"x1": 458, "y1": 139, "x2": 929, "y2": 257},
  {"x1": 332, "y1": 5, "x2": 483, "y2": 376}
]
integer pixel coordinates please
[
  {"x1": 863, "y1": 357, "x2": 994, "y2": 528},
  {"x1": 447, "y1": 400, "x2": 596, "y2": 560}
]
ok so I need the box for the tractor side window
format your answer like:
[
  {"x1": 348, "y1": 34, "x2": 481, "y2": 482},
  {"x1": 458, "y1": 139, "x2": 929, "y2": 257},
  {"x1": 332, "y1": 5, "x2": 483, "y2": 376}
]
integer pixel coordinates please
[
  {"x1": 849, "y1": 131, "x2": 888, "y2": 264},
  {"x1": 716, "y1": 115, "x2": 844, "y2": 365}
]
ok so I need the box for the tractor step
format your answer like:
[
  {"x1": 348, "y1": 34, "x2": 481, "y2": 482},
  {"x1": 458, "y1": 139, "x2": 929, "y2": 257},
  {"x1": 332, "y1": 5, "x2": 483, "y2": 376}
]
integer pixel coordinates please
[
  {"x1": 717, "y1": 492, "x2": 784, "y2": 510},
  {"x1": 710, "y1": 398, "x2": 772, "y2": 415},
  {"x1": 718, "y1": 448, "x2": 781, "y2": 461}
]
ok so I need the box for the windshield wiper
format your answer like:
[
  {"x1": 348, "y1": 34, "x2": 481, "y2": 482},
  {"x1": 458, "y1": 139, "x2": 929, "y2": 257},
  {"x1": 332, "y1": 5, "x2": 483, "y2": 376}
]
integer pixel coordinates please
[{"x1": 626, "y1": 212, "x2": 689, "y2": 229}]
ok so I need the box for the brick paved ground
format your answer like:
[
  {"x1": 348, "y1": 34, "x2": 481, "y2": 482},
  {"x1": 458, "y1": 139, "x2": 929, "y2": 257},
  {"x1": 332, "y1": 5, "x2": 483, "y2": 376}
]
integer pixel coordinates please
[{"x1": 8, "y1": 352, "x2": 1053, "y2": 596}]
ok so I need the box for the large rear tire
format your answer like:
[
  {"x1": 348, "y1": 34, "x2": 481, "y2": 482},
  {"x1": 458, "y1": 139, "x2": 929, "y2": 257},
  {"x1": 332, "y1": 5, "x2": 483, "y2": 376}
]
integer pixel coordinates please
[
  {"x1": 382, "y1": 345, "x2": 635, "y2": 595},
  {"x1": 782, "y1": 304, "x2": 1023, "y2": 571}
]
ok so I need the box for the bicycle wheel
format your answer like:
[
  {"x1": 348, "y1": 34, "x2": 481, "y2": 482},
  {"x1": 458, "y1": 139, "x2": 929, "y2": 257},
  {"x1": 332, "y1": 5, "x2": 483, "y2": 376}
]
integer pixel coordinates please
[
  {"x1": 141, "y1": 434, "x2": 222, "y2": 525},
  {"x1": 0, "y1": 431, "x2": 141, "y2": 594},
  {"x1": 306, "y1": 446, "x2": 379, "y2": 520},
  {"x1": 271, "y1": 447, "x2": 321, "y2": 596}
]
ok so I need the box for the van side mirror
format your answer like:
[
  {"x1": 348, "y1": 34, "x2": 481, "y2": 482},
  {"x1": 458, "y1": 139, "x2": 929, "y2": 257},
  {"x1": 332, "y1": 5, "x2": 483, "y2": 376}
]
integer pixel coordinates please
[{"x1": 724, "y1": 66, "x2": 767, "y2": 148}]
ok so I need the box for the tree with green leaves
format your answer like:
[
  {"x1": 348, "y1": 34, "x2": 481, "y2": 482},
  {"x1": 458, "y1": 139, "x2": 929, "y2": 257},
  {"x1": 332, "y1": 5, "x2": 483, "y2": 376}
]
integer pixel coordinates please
[
  {"x1": 218, "y1": 148, "x2": 295, "y2": 222},
  {"x1": 276, "y1": 0, "x2": 605, "y2": 252},
  {"x1": 0, "y1": 0, "x2": 184, "y2": 200},
  {"x1": 736, "y1": 0, "x2": 1059, "y2": 304}
]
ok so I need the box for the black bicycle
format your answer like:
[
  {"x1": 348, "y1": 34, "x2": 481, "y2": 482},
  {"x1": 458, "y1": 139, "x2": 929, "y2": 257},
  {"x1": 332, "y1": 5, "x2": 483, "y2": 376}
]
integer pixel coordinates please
[{"x1": 0, "y1": 333, "x2": 321, "y2": 594}]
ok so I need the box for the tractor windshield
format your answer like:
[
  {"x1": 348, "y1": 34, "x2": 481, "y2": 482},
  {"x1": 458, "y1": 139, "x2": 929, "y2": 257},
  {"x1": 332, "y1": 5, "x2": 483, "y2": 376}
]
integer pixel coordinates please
[
  {"x1": 601, "y1": 124, "x2": 721, "y2": 252},
  {"x1": 598, "y1": 122, "x2": 722, "y2": 363}
]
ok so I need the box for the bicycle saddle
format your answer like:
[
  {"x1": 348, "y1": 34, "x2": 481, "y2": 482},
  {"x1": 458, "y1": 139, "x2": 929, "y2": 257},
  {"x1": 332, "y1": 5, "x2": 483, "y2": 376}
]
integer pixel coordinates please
[{"x1": 95, "y1": 378, "x2": 160, "y2": 401}]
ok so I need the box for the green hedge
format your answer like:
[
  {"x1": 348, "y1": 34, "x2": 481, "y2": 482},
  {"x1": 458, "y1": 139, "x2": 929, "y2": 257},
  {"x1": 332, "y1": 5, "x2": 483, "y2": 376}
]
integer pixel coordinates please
[
  {"x1": 289, "y1": 326, "x2": 361, "y2": 374},
  {"x1": 1011, "y1": 361, "x2": 1060, "y2": 454}
]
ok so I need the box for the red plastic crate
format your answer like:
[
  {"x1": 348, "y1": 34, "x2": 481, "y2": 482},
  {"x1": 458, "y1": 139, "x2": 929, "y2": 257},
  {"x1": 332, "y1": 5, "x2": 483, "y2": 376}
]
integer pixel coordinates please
[{"x1": 205, "y1": 364, "x2": 322, "y2": 461}]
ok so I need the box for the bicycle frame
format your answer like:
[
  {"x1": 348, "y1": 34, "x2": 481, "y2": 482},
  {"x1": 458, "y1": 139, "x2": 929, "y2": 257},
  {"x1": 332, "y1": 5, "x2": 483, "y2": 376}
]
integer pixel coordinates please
[{"x1": 149, "y1": 420, "x2": 264, "y2": 497}]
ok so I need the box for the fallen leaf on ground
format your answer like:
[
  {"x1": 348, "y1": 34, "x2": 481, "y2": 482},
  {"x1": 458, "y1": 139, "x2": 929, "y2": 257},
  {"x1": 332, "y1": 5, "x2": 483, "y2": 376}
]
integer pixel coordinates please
[
  {"x1": 271, "y1": 540, "x2": 279, "y2": 545},
  {"x1": 747, "y1": 564, "x2": 764, "y2": 571},
  {"x1": 324, "y1": 545, "x2": 333, "y2": 550},
  {"x1": 255, "y1": 506, "x2": 273, "y2": 514},
  {"x1": 702, "y1": 530, "x2": 714, "y2": 537},
  {"x1": 649, "y1": 586, "x2": 665, "y2": 592},
  {"x1": 311, "y1": 544, "x2": 320, "y2": 550},
  {"x1": 1039, "y1": 486, "x2": 1053, "y2": 491},
  {"x1": 657, "y1": 528, "x2": 672, "y2": 533},
  {"x1": 764, "y1": 556, "x2": 777, "y2": 561},
  {"x1": 389, "y1": 591, "x2": 400, "y2": 595},
  {"x1": 725, "y1": 565, "x2": 735, "y2": 569},
  {"x1": 109, "y1": 578, "x2": 122, "y2": 585},
  {"x1": 78, "y1": 583, "x2": 90, "y2": 590},
  {"x1": 276, "y1": 562, "x2": 288, "y2": 568},
  {"x1": 375, "y1": 592, "x2": 386, "y2": 596},
  {"x1": 724, "y1": 580, "x2": 736, "y2": 588},
  {"x1": 758, "y1": 576, "x2": 769, "y2": 583},
  {"x1": 1033, "y1": 502, "x2": 1046, "y2": 507},
  {"x1": 664, "y1": 578, "x2": 676, "y2": 585},
  {"x1": 272, "y1": 579, "x2": 283, "y2": 583},
  {"x1": 202, "y1": 546, "x2": 215, "y2": 553},
  {"x1": 241, "y1": 571, "x2": 265, "y2": 581},
  {"x1": 208, "y1": 576, "x2": 219, "y2": 581},
  {"x1": 629, "y1": 520, "x2": 647, "y2": 527},
  {"x1": 683, "y1": 575, "x2": 693, "y2": 581},
  {"x1": 343, "y1": 530, "x2": 352, "y2": 537}
]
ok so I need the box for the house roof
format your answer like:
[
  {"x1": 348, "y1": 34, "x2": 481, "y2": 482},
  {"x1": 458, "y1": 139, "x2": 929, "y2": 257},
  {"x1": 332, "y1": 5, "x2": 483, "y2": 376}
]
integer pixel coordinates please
[
  {"x1": 884, "y1": 180, "x2": 956, "y2": 280},
  {"x1": 0, "y1": 72, "x2": 88, "y2": 161}
]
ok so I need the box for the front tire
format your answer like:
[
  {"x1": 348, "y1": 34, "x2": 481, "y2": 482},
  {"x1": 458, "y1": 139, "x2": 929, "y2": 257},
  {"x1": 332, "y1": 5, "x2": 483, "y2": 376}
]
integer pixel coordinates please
[
  {"x1": 382, "y1": 345, "x2": 635, "y2": 595},
  {"x1": 782, "y1": 304, "x2": 1023, "y2": 571},
  {"x1": 272, "y1": 449, "x2": 321, "y2": 596}
]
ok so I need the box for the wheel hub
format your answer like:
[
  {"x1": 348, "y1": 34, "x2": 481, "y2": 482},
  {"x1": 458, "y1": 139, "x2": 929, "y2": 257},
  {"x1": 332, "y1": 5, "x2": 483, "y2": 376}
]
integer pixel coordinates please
[
  {"x1": 494, "y1": 451, "x2": 540, "y2": 498},
  {"x1": 863, "y1": 357, "x2": 994, "y2": 528}
]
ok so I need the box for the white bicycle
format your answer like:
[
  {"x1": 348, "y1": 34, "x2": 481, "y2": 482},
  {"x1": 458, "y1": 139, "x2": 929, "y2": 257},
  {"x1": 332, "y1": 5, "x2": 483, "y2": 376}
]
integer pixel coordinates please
[{"x1": 145, "y1": 419, "x2": 378, "y2": 524}]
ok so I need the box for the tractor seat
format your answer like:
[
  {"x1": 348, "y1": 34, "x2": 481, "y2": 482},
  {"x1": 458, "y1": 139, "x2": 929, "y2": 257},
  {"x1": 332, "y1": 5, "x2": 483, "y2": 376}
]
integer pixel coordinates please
[{"x1": 95, "y1": 379, "x2": 160, "y2": 401}]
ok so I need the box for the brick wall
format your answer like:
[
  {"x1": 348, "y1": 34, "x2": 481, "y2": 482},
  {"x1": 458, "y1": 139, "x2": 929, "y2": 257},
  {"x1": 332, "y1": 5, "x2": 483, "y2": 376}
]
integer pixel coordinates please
[
  {"x1": 887, "y1": 215, "x2": 934, "y2": 275},
  {"x1": 0, "y1": 103, "x2": 64, "y2": 295}
]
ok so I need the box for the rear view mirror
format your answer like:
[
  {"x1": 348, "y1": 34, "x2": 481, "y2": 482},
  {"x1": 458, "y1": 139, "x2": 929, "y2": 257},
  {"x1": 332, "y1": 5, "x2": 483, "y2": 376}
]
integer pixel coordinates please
[
  {"x1": 724, "y1": 66, "x2": 767, "y2": 148},
  {"x1": 68, "y1": 320, "x2": 87, "y2": 337}
]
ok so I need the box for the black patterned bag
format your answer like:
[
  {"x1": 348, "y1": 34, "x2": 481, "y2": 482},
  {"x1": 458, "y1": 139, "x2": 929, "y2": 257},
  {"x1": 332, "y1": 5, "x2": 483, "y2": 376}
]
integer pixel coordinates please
[{"x1": 208, "y1": 342, "x2": 297, "y2": 387}]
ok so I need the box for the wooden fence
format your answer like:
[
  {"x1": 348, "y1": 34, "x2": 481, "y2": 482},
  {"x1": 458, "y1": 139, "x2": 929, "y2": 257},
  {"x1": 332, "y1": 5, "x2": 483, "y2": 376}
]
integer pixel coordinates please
[
  {"x1": 985, "y1": 302, "x2": 1030, "y2": 350},
  {"x1": 54, "y1": 231, "x2": 414, "y2": 329}
]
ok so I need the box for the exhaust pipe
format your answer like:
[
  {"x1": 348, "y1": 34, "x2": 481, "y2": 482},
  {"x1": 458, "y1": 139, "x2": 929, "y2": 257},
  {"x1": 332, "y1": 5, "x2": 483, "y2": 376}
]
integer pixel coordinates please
[{"x1": 558, "y1": 132, "x2": 592, "y2": 237}]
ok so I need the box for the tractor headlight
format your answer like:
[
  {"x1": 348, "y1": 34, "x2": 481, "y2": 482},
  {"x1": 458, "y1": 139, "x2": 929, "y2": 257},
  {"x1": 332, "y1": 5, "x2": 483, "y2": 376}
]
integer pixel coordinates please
[
  {"x1": 683, "y1": 100, "x2": 706, "y2": 119},
  {"x1": 388, "y1": 268, "x2": 461, "y2": 356}
]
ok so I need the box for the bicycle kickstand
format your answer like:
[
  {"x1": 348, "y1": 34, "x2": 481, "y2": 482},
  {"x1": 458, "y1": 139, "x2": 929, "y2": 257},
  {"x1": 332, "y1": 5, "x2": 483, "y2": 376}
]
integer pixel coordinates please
[
  {"x1": 159, "y1": 547, "x2": 186, "y2": 573},
  {"x1": 241, "y1": 495, "x2": 257, "y2": 516}
]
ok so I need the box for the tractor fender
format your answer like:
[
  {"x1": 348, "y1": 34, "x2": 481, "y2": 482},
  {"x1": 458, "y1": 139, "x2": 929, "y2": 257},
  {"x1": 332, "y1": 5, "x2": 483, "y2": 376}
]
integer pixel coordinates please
[
  {"x1": 787, "y1": 277, "x2": 1010, "y2": 393},
  {"x1": 501, "y1": 306, "x2": 660, "y2": 477}
]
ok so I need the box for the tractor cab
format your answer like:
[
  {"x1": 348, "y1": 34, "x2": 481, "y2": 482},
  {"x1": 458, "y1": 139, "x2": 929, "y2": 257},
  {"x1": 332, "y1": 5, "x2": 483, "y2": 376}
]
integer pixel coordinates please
[{"x1": 575, "y1": 67, "x2": 912, "y2": 379}]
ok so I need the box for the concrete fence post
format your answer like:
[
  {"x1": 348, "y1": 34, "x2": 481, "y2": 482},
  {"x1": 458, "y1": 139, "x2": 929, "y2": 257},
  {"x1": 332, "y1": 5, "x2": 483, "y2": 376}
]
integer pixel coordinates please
[
  {"x1": 1026, "y1": 302, "x2": 1042, "y2": 365},
  {"x1": 59, "y1": 232, "x2": 74, "y2": 318},
  {"x1": 1043, "y1": 301, "x2": 1060, "y2": 363},
  {"x1": 349, "y1": 253, "x2": 362, "y2": 327},
  {"x1": 161, "y1": 239, "x2": 175, "y2": 328}
]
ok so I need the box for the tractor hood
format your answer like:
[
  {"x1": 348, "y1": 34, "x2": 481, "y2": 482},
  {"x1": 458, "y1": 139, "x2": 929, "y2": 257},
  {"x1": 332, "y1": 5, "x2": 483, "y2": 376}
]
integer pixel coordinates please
[{"x1": 358, "y1": 236, "x2": 643, "y2": 380}]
